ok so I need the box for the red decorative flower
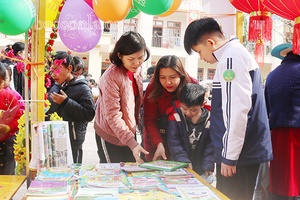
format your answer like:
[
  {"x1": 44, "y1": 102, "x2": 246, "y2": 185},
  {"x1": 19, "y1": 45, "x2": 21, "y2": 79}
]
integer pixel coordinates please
[
  {"x1": 47, "y1": 46, "x2": 52, "y2": 52},
  {"x1": 44, "y1": 92, "x2": 48, "y2": 100},
  {"x1": 45, "y1": 77, "x2": 52, "y2": 88},
  {"x1": 48, "y1": 40, "x2": 54, "y2": 46},
  {"x1": 6, "y1": 49, "x2": 14, "y2": 58},
  {"x1": 26, "y1": 64, "x2": 31, "y2": 70},
  {"x1": 16, "y1": 62, "x2": 25, "y2": 73},
  {"x1": 50, "y1": 33, "x2": 57, "y2": 39}
]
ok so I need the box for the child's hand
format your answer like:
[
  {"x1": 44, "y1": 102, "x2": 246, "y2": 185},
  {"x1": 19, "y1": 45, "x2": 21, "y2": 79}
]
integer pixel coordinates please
[
  {"x1": 50, "y1": 90, "x2": 68, "y2": 104},
  {"x1": 0, "y1": 124, "x2": 9, "y2": 140}
]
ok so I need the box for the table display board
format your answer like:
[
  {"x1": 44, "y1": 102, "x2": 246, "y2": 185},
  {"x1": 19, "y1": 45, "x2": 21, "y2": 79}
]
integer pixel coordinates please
[
  {"x1": 23, "y1": 163, "x2": 229, "y2": 199},
  {"x1": 0, "y1": 175, "x2": 26, "y2": 200}
]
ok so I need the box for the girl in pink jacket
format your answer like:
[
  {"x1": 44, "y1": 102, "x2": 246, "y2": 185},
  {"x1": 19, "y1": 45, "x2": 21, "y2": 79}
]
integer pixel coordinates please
[{"x1": 0, "y1": 63, "x2": 22, "y2": 175}]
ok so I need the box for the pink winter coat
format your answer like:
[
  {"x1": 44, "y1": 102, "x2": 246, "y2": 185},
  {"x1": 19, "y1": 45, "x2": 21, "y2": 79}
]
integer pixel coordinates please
[{"x1": 94, "y1": 64, "x2": 143, "y2": 150}]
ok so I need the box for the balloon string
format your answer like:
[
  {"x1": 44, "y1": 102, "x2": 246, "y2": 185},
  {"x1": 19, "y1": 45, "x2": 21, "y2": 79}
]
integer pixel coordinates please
[
  {"x1": 130, "y1": 0, "x2": 134, "y2": 8},
  {"x1": 0, "y1": 53, "x2": 45, "y2": 66}
]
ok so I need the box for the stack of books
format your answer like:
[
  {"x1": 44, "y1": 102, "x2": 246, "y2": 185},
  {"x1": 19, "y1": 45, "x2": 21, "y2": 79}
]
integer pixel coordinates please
[
  {"x1": 25, "y1": 166, "x2": 77, "y2": 199},
  {"x1": 24, "y1": 161, "x2": 221, "y2": 199},
  {"x1": 25, "y1": 180, "x2": 76, "y2": 200}
]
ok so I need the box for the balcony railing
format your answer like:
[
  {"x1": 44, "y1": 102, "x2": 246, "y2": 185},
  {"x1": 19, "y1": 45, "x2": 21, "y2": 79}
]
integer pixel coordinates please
[
  {"x1": 152, "y1": 35, "x2": 182, "y2": 48},
  {"x1": 102, "y1": 29, "x2": 182, "y2": 49}
]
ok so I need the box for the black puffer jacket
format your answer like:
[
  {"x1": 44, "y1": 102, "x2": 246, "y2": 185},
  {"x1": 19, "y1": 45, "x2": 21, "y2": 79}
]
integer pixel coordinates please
[{"x1": 47, "y1": 78, "x2": 95, "y2": 148}]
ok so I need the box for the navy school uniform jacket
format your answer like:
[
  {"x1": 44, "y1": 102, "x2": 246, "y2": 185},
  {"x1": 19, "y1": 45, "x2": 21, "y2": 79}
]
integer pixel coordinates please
[
  {"x1": 166, "y1": 100, "x2": 214, "y2": 175},
  {"x1": 211, "y1": 38, "x2": 273, "y2": 166}
]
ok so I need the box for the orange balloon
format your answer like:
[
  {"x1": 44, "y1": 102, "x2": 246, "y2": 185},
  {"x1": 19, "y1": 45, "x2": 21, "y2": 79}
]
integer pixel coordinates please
[
  {"x1": 93, "y1": 0, "x2": 131, "y2": 22},
  {"x1": 158, "y1": 0, "x2": 182, "y2": 17}
]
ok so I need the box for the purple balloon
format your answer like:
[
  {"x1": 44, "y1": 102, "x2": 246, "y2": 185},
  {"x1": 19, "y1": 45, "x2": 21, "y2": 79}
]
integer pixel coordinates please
[{"x1": 58, "y1": 0, "x2": 101, "y2": 52}]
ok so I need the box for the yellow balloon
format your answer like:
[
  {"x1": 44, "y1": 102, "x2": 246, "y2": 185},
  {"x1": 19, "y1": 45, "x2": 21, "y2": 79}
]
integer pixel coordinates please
[
  {"x1": 158, "y1": 0, "x2": 182, "y2": 17},
  {"x1": 45, "y1": 0, "x2": 61, "y2": 27},
  {"x1": 93, "y1": 0, "x2": 131, "y2": 22}
]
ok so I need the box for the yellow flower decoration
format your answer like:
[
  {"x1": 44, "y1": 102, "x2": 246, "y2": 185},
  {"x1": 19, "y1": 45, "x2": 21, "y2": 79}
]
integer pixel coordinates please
[
  {"x1": 14, "y1": 113, "x2": 29, "y2": 175},
  {"x1": 50, "y1": 112, "x2": 63, "y2": 121},
  {"x1": 44, "y1": 99, "x2": 51, "y2": 113},
  {"x1": 45, "y1": 99, "x2": 51, "y2": 108}
]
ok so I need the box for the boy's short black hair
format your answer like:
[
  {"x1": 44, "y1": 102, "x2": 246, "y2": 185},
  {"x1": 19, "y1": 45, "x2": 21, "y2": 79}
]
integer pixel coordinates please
[
  {"x1": 147, "y1": 66, "x2": 155, "y2": 76},
  {"x1": 89, "y1": 78, "x2": 96, "y2": 85},
  {"x1": 179, "y1": 83, "x2": 205, "y2": 107},
  {"x1": 184, "y1": 17, "x2": 223, "y2": 55}
]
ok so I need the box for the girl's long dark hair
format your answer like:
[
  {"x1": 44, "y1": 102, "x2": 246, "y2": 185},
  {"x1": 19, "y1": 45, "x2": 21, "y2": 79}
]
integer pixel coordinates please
[{"x1": 148, "y1": 55, "x2": 190, "y2": 101}]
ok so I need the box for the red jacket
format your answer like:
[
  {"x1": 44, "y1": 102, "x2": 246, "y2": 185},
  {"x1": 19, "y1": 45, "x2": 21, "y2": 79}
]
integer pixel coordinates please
[
  {"x1": 0, "y1": 89, "x2": 22, "y2": 142},
  {"x1": 143, "y1": 76, "x2": 198, "y2": 161}
]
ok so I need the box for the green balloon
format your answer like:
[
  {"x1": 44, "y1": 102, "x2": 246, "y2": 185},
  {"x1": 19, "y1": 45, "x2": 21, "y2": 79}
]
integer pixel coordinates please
[
  {"x1": 0, "y1": 0, "x2": 36, "y2": 35},
  {"x1": 125, "y1": 7, "x2": 141, "y2": 19},
  {"x1": 134, "y1": 0, "x2": 174, "y2": 15}
]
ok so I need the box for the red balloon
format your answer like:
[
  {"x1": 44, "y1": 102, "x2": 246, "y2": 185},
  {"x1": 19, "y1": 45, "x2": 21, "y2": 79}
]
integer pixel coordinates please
[
  {"x1": 229, "y1": 0, "x2": 272, "y2": 42},
  {"x1": 261, "y1": 0, "x2": 300, "y2": 20},
  {"x1": 84, "y1": 0, "x2": 93, "y2": 9},
  {"x1": 262, "y1": 0, "x2": 300, "y2": 54},
  {"x1": 229, "y1": 0, "x2": 268, "y2": 13}
]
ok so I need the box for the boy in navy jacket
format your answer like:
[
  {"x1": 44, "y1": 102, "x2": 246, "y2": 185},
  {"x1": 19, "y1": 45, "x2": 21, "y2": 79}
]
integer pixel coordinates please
[
  {"x1": 166, "y1": 83, "x2": 214, "y2": 178},
  {"x1": 184, "y1": 17, "x2": 272, "y2": 200}
]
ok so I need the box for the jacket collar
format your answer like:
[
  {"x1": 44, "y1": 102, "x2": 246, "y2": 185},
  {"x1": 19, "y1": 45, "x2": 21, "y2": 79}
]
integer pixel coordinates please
[{"x1": 213, "y1": 37, "x2": 239, "y2": 62}]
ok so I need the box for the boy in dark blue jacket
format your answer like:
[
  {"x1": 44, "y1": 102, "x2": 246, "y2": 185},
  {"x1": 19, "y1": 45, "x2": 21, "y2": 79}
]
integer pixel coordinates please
[{"x1": 166, "y1": 83, "x2": 214, "y2": 179}]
